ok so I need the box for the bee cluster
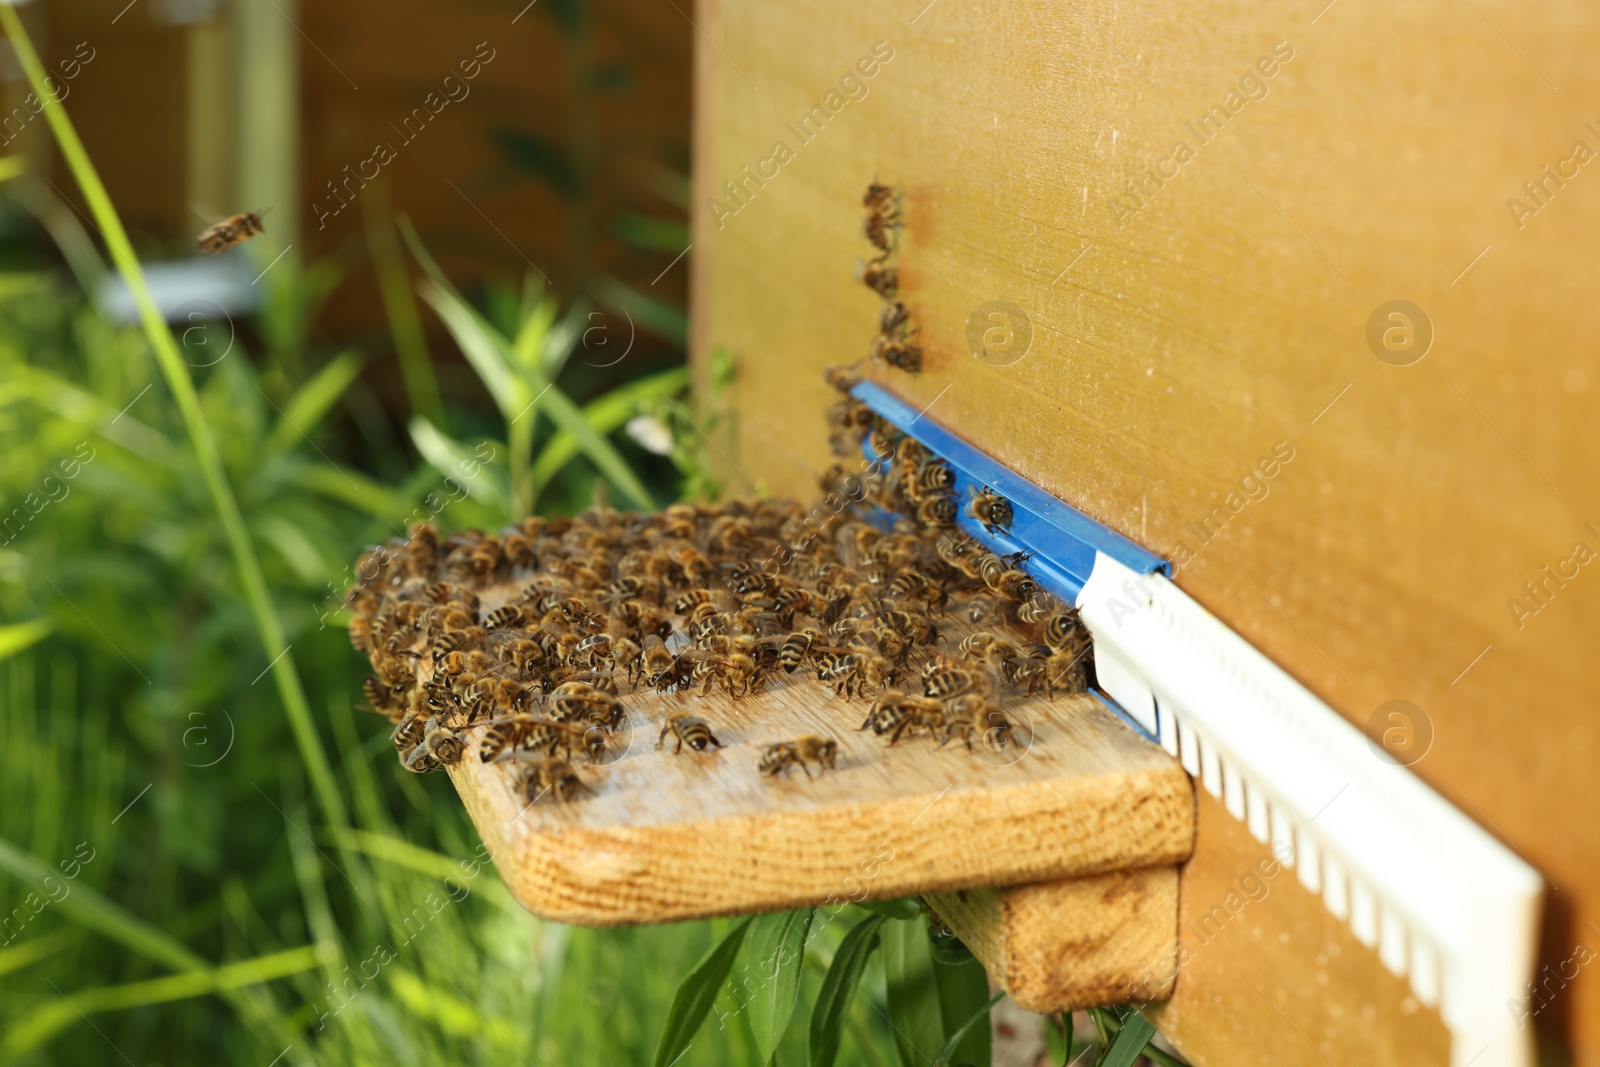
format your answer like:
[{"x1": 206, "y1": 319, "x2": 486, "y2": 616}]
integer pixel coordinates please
[
  {"x1": 859, "y1": 183, "x2": 920, "y2": 373},
  {"x1": 347, "y1": 378, "x2": 1092, "y2": 807}
]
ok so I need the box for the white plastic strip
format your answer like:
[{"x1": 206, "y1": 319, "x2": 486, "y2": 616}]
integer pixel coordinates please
[{"x1": 1078, "y1": 552, "x2": 1541, "y2": 1067}]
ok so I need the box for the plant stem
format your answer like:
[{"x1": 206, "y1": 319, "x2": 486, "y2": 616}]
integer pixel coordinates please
[
  {"x1": 362, "y1": 183, "x2": 445, "y2": 428},
  {"x1": 0, "y1": 7, "x2": 356, "y2": 868},
  {"x1": 509, "y1": 402, "x2": 535, "y2": 520}
]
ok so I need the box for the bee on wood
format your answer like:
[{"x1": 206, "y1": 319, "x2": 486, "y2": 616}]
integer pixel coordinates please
[
  {"x1": 863, "y1": 183, "x2": 899, "y2": 252},
  {"x1": 657, "y1": 712, "x2": 723, "y2": 754},
  {"x1": 987, "y1": 568, "x2": 1039, "y2": 603},
  {"x1": 545, "y1": 681, "x2": 624, "y2": 733},
  {"x1": 878, "y1": 610, "x2": 937, "y2": 647},
  {"x1": 392, "y1": 712, "x2": 429, "y2": 766},
  {"x1": 860, "y1": 690, "x2": 945, "y2": 746},
  {"x1": 1014, "y1": 595, "x2": 1060, "y2": 626},
  {"x1": 869, "y1": 333, "x2": 922, "y2": 373},
  {"x1": 958, "y1": 631, "x2": 1019, "y2": 666},
  {"x1": 1042, "y1": 608, "x2": 1089, "y2": 651},
  {"x1": 361, "y1": 676, "x2": 407, "y2": 720},
  {"x1": 966, "y1": 486, "x2": 1014, "y2": 535},
  {"x1": 815, "y1": 650, "x2": 897, "y2": 699},
  {"x1": 886, "y1": 571, "x2": 947, "y2": 615},
  {"x1": 683, "y1": 649, "x2": 762, "y2": 698},
  {"x1": 516, "y1": 757, "x2": 591, "y2": 804},
  {"x1": 639, "y1": 633, "x2": 679, "y2": 689},
  {"x1": 921, "y1": 657, "x2": 982, "y2": 700},
  {"x1": 759, "y1": 735, "x2": 839, "y2": 778},
  {"x1": 824, "y1": 363, "x2": 863, "y2": 394},
  {"x1": 197, "y1": 211, "x2": 265, "y2": 254},
  {"x1": 937, "y1": 694, "x2": 1013, "y2": 751},
  {"x1": 778, "y1": 628, "x2": 825, "y2": 673},
  {"x1": 856, "y1": 256, "x2": 897, "y2": 298},
  {"x1": 480, "y1": 715, "x2": 604, "y2": 763},
  {"x1": 879, "y1": 301, "x2": 910, "y2": 335}
]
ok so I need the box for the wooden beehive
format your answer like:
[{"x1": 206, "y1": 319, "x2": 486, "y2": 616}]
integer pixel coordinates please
[{"x1": 690, "y1": 1, "x2": 1600, "y2": 1064}]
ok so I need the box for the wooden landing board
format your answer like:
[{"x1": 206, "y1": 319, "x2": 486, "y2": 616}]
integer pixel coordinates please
[
  {"x1": 442, "y1": 593, "x2": 1192, "y2": 927},
  {"x1": 450, "y1": 687, "x2": 1191, "y2": 926},
  {"x1": 928, "y1": 867, "x2": 1180, "y2": 1013}
]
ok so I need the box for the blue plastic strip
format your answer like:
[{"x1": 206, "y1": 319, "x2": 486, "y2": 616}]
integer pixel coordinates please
[{"x1": 850, "y1": 380, "x2": 1170, "y2": 603}]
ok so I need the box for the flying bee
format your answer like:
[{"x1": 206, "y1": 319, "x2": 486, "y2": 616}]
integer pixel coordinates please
[
  {"x1": 869, "y1": 333, "x2": 922, "y2": 373},
  {"x1": 516, "y1": 757, "x2": 591, "y2": 804},
  {"x1": 197, "y1": 211, "x2": 265, "y2": 254},
  {"x1": 657, "y1": 712, "x2": 723, "y2": 754},
  {"x1": 856, "y1": 256, "x2": 897, "y2": 297},
  {"x1": 860, "y1": 690, "x2": 945, "y2": 746},
  {"x1": 937, "y1": 694, "x2": 1013, "y2": 752},
  {"x1": 759, "y1": 735, "x2": 839, "y2": 778},
  {"x1": 966, "y1": 486, "x2": 1013, "y2": 534}
]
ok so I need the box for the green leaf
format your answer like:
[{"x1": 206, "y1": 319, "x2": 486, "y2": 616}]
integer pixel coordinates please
[
  {"x1": 592, "y1": 271, "x2": 688, "y2": 346},
  {"x1": 529, "y1": 367, "x2": 689, "y2": 497},
  {"x1": 511, "y1": 294, "x2": 559, "y2": 375},
  {"x1": 492, "y1": 129, "x2": 577, "y2": 197},
  {"x1": 417, "y1": 278, "x2": 527, "y2": 418},
  {"x1": 809, "y1": 913, "x2": 885, "y2": 1067},
  {"x1": 0, "y1": 617, "x2": 52, "y2": 663},
  {"x1": 408, "y1": 417, "x2": 507, "y2": 510},
  {"x1": 855, "y1": 896, "x2": 926, "y2": 921},
  {"x1": 1098, "y1": 1010, "x2": 1156, "y2": 1067},
  {"x1": 931, "y1": 948, "x2": 992, "y2": 1066},
  {"x1": 883, "y1": 916, "x2": 945, "y2": 1067},
  {"x1": 539, "y1": 385, "x2": 658, "y2": 511},
  {"x1": 933, "y1": 991, "x2": 1002, "y2": 1067},
  {"x1": 612, "y1": 211, "x2": 691, "y2": 252},
  {"x1": 653, "y1": 917, "x2": 753, "y2": 1067},
  {"x1": 266, "y1": 350, "x2": 366, "y2": 455},
  {"x1": 744, "y1": 909, "x2": 814, "y2": 1063}
]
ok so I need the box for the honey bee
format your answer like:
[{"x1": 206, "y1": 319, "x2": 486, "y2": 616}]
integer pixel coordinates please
[
  {"x1": 1042, "y1": 608, "x2": 1088, "y2": 651},
  {"x1": 879, "y1": 301, "x2": 910, "y2": 335},
  {"x1": 683, "y1": 649, "x2": 762, "y2": 698},
  {"x1": 639, "y1": 633, "x2": 679, "y2": 688},
  {"x1": 516, "y1": 757, "x2": 591, "y2": 804},
  {"x1": 1014, "y1": 595, "x2": 1059, "y2": 626},
  {"x1": 824, "y1": 363, "x2": 863, "y2": 394},
  {"x1": 987, "y1": 568, "x2": 1039, "y2": 603},
  {"x1": 966, "y1": 486, "x2": 1014, "y2": 534},
  {"x1": 815, "y1": 650, "x2": 896, "y2": 699},
  {"x1": 863, "y1": 183, "x2": 899, "y2": 252},
  {"x1": 958, "y1": 631, "x2": 1019, "y2": 665},
  {"x1": 878, "y1": 610, "x2": 937, "y2": 646},
  {"x1": 869, "y1": 333, "x2": 922, "y2": 373},
  {"x1": 197, "y1": 211, "x2": 265, "y2": 254},
  {"x1": 856, "y1": 256, "x2": 897, "y2": 297},
  {"x1": 361, "y1": 676, "x2": 407, "y2": 720},
  {"x1": 482, "y1": 604, "x2": 525, "y2": 630},
  {"x1": 921, "y1": 658, "x2": 982, "y2": 700},
  {"x1": 480, "y1": 715, "x2": 605, "y2": 763},
  {"x1": 778, "y1": 628, "x2": 824, "y2": 673},
  {"x1": 759, "y1": 735, "x2": 839, "y2": 778},
  {"x1": 916, "y1": 496, "x2": 958, "y2": 529},
  {"x1": 392, "y1": 712, "x2": 429, "y2": 766},
  {"x1": 860, "y1": 690, "x2": 945, "y2": 746},
  {"x1": 937, "y1": 694, "x2": 1012, "y2": 751},
  {"x1": 657, "y1": 712, "x2": 723, "y2": 754},
  {"x1": 544, "y1": 682, "x2": 624, "y2": 733}
]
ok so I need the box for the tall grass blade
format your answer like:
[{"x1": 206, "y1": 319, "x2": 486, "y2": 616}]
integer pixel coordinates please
[
  {"x1": 266, "y1": 350, "x2": 367, "y2": 455},
  {"x1": 0, "y1": 5, "x2": 353, "y2": 847},
  {"x1": 652, "y1": 918, "x2": 752, "y2": 1067},
  {"x1": 0, "y1": 618, "x2": 52, "y2": 663},
  {"x1": 809, "y1": 912, "x2": 885, "y2": 1067},
  {"x1": 363, "y1": 188, "x2": 444, "y2": 427}
]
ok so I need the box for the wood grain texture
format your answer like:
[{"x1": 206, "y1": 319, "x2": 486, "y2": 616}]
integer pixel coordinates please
[
  {"x1": 448, "y1": 672, "x2": 1192, "y2": 925},
  {"x1": 928, "y1": 867, "x2": 1179, "y2": 1013},
  {"x1": 1144, "y1": 790, "x2": 1452, "y2": 1067},
  {"x1": 693, "y1": 0, "x2": 1600, "y2": 1060}
]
